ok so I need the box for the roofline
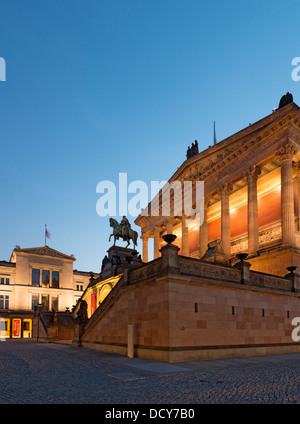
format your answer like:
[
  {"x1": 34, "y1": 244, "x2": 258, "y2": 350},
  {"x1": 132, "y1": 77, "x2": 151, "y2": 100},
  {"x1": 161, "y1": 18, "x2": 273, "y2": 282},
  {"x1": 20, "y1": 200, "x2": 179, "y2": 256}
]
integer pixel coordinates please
[
  {"x1": 0, "y1": 261, "x2": 16, "y2": 268},
  {"x1": 73, "y1": 270, "x2": 99, "y2": 276},
  {"x1": 135, "y1": 101, "x2": 300, "y2": 226},
  {"x1": 12, "y1": 246, "x2": 76, "y2": 262},
  {"x1": 168, "y1": 102, "x2": 299, "y2": 184}
]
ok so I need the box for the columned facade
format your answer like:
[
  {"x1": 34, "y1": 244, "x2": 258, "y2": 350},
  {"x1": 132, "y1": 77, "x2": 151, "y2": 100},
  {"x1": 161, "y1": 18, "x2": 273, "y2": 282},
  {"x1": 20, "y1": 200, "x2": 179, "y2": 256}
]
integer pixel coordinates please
[
  {"x1": 219, "y1": 184, "x2": 232, "y2": 260},
  {"x1": 135, "y1": 100, "x2": 300, "y2": 276},
  {"x1": 153, "y1": 227, "x2": 161, "y2": 260},
  {"x1": 246, "y1": 166, "x2": 261, "y2": 256},
  {"x1": 276, "y1": 142, "x2": 297, "y2": 247},
  {"x1": 141, "y1": 233, "x2": 149, "y2": 263},
  {"x1": 165, "y1": 218, "x2": 174, "y2": 235},
  {"x1": 181, "y1": 215, "x2": 189, "y2": 257},
  {"x1": 297, "y1": 161, "x2": 300, "y2": 231},
  {"x1": 199, "y1": 197, "x2": 209, "y2": 258}
]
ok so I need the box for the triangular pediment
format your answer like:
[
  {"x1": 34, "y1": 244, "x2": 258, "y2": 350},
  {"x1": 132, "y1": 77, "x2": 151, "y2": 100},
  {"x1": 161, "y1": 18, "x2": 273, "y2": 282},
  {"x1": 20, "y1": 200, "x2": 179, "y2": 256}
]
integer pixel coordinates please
[
  {"x1": 174, "y1": 103, "x2": 300, "y2": 183},
  {"x1": 11, "y1": 246, "x2": 76, "y2": 261},
  {"x1": 135, "y1": 101, "x2": 300, "y2": 230}
]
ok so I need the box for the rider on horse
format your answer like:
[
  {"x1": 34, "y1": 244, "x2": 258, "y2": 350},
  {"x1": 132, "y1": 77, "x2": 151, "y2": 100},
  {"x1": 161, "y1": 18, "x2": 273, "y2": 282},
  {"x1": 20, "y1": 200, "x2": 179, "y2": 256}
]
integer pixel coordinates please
[{"x1": 120, "y1": 216, "x2": 131, "y2": 239}]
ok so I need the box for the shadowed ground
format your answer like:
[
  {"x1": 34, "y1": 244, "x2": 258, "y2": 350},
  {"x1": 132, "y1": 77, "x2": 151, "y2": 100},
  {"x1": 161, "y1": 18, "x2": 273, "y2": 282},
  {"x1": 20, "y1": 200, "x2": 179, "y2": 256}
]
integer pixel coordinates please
[{"x1": 0, "y1": 340, "x2": 300, "y2": 404}]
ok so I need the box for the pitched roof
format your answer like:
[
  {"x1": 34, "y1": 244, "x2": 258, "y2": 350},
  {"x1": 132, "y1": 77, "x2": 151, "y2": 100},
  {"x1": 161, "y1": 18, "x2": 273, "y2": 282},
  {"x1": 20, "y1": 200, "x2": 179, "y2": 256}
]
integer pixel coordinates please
[{"x1": 12, "y1": 246, "x2": 76, "y2": 261}]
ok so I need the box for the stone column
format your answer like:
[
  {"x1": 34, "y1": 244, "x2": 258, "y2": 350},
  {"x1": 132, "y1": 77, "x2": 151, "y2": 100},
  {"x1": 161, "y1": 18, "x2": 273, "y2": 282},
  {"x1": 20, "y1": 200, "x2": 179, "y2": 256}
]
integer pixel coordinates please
[
  {"x1": 296, "y1": 162, "x2": 300, "y2": 231},
  {"x1": 165, "y1": 217, "x2": 174, "y2": 235},
  {"x1": 153, "y1": 227, "x2": 161, "y2": 259},
  {"x1": 276, "y1": 142, "x2": 297, "y2": 247},
  {"x1": 246, "y1": 166, "x2": 261, "y2": 256},
  {"x1": 199, "y1": 196, "x2": 209, "y2": 258},
  {"x1": 181, "y1": 214, "x2": 189, "y2": 256},
  {"x1": 141, "y1": 233, "x2": 149, "y2": 263},
  {"x1": 219, "y1": 183, "x2": 233, "y2": 260}
]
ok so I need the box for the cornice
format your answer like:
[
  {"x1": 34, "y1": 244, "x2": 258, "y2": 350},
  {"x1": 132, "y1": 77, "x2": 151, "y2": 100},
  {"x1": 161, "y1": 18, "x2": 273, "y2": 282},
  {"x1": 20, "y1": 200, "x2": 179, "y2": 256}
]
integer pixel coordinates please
[{"x1": 135, "y1": 105, "x2": 300, "y2": 230}]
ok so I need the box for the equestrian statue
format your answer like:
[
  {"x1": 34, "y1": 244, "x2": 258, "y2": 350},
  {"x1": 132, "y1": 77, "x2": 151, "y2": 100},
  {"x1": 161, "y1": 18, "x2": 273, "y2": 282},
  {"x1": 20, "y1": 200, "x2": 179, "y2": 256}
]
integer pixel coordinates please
[{"x1": 109, "y1": 216, "x2": 138, "y2": 249}]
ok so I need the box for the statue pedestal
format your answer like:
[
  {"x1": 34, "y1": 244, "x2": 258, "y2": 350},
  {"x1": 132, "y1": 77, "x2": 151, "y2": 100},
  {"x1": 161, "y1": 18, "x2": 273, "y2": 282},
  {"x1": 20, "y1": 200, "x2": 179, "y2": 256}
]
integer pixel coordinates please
[{"x1": 101, "y1": 245, "x2": 142, "y2": 274}]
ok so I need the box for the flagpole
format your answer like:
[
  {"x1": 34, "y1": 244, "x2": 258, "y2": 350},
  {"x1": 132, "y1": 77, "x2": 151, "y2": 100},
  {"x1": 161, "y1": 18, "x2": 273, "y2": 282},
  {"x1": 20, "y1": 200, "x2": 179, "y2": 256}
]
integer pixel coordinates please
[
  {"x1": 45, "y1": 224, "x2": 47, "y2": 246},
  {"x1": 214, "y1": 121, "x2": 217, "y2": 145}
]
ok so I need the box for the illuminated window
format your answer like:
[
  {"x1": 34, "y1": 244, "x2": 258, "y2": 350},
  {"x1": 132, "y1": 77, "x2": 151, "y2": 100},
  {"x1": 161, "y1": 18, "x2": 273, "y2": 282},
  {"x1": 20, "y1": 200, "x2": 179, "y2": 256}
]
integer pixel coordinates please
[
  {"x1": 32, "y1": 269, "x2": 40, "y2": 286},
  {"x1": 32, "y1": 294, "x2": 39, "y2": 310},
  {"x1": 23, "y1": 319, "x2": 32, "y2": 339},
  {"x1": 41, "y1": 294, "x2": 49, "y2": 310},
  {"x1": 23, "y1": 321, "x2": 30, "y2": 331},
  {"x1": 52, "y1": 271, "x2": 59, "y2": 288},
  {"x1": 0, "y1": 318, "x2": 10, "y2": 338},
  {"x1": 42, "y1": 270, "x2": 50, "y2": 285},
  {"x1": 52, "y1": 296, "x2": 58, "y2": 311},
  {"x1": 0, "y1": 295, "x2": 9, "y2": 309}
]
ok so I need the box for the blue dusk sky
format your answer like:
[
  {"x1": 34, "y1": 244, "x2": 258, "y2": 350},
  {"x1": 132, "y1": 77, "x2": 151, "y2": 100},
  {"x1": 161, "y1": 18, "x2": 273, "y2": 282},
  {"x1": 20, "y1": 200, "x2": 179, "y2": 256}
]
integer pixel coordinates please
[{"x1": 0, "y1": 0, "x2": 300, "y2": 271}]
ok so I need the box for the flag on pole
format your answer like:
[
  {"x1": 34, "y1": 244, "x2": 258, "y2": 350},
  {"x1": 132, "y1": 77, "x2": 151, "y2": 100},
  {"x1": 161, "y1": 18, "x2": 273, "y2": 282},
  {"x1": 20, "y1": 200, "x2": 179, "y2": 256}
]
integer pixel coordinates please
[
  {"x1": 45, "y1": 225, "x2": 50, "y2": 246},
  {"x1": 213, "y1": 121, "x2": 217, "y2": 145}
]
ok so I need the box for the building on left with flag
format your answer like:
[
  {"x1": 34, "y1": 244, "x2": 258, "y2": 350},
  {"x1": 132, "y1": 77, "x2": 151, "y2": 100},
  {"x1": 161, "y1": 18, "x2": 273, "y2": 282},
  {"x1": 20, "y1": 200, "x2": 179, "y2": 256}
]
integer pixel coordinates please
[{"x1": 0, "y1": 245, "x2": 96, "y2": 339}]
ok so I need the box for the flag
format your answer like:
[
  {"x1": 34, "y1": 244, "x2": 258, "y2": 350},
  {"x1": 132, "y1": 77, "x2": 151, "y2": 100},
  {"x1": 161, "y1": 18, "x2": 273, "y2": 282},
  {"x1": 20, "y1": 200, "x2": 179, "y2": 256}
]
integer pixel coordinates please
[{"x1": 45, "y1": 227, "x2": 50, "y2": 239}]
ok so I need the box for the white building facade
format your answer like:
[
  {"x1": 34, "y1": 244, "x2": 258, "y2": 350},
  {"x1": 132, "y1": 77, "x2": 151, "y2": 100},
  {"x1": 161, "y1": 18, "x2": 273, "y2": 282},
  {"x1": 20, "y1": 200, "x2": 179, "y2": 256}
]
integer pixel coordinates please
[{"x1": 0, "y1": 246, "x2": 94, "y2": 338}]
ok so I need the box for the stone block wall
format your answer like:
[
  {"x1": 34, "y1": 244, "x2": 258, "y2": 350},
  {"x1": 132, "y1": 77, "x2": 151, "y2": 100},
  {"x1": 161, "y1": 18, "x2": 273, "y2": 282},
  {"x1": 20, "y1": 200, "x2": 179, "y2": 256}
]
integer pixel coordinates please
[{"x1": 77, "y1": 245, "x2": 300, "y2": 361}]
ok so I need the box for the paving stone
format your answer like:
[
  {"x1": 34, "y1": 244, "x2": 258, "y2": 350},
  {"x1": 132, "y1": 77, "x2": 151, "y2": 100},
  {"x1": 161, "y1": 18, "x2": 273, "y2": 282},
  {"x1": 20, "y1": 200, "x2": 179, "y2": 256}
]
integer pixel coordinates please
[{"x1": 1, "y1": 340, "x2": 300, "y2": 404}]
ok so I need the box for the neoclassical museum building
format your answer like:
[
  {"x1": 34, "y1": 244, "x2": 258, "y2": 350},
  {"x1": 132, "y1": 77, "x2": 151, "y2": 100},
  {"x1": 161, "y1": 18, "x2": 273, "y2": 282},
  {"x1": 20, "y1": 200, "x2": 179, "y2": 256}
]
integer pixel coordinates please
[
  {"x1": 70, "y1": 93, "x2": 300, "y2": 361},
  {"x1": 4, "y1": 93, "x2": 300, "y2": 362},
  {"x1": 0, "y1": 246, "x2": 94, "y2": 338},
  {"x1": 136, "y1": 93, "x2": 300, "y2": 276}
]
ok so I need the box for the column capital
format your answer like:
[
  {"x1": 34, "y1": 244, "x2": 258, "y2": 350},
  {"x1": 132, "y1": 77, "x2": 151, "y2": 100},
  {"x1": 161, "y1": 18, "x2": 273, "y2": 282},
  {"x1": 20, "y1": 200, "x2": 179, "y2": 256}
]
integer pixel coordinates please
[
  {"x1": 140, "y1": 232, "x2": 150, "y2": 240},
  {"x1": 164, "y1": 217, "x2": 175, "y2": 226},
  {"x1": 217, "y1": 182, "x2": 233, "y2": 196},
  {"x1": 204, "y1": 195, "x2": 211, "y2": 208},
  {"x1": 293, "y1": 160, "x2": 300, "y2": 173},
  {"x1": 244, "y1": 165, "x2": 261, "y2": 181},
  {"x1": 275, "y1": 142, "x2": 297, "y2": 163},
  {"x1": 153, "y1": 226, "x2": 161, "y2": 236}
]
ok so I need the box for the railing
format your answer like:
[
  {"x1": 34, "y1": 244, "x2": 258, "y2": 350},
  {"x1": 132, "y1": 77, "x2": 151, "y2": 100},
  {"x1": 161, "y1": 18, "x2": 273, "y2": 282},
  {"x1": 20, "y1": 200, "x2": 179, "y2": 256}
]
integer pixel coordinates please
[
  {"x1": 249, "y1": 271, "x2": 293, "y2": 291},
  {"x1": 231, "y1": 221, "x2": 283, "y2": 255},
  {"x1": 129, "y1": 259, "x2": 162, "y2": 284},
  {"x1": 178, "y1": 256, "x2": 241, "y2": 283},
  {"x1": 37, "y1": 308, "x2": 48, "y2": 336}
]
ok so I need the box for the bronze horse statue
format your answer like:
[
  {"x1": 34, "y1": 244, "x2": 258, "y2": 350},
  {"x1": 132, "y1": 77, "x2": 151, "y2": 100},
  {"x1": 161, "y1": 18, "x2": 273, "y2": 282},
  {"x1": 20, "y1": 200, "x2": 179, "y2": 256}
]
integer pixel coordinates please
[{"x1": 109, "y1": 218, "x2": 138, "y2": 249}]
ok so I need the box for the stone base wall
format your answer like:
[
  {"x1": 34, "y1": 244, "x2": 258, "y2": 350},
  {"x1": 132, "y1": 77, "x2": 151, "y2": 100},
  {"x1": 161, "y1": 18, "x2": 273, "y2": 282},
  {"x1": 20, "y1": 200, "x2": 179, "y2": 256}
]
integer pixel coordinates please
[
  {"x1": 81, "y1": 280, "x2": 170, "y2": 349},
  {"x1": 80, "y1": 273, "x2": 300, "y2": 362},
  {"x1": 81, "y1": 341, "x2": 300, "y2": 362},
  {"x1": 248, "y1": 247, "x2": 300, "y2": 276}
]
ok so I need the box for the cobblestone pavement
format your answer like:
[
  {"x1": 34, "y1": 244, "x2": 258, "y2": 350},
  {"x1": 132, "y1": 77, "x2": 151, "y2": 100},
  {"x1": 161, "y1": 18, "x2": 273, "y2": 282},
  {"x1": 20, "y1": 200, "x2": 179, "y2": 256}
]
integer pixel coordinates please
[{"x1": 1, "y1": 340, "x2": 300, "y2": 404}]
